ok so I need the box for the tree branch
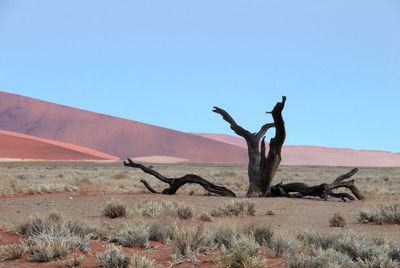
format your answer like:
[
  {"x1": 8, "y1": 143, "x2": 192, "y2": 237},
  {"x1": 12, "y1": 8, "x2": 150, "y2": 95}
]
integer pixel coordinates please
[
  {"x1": 255, "y1": 123, "x2": 275, "y2": 141},
  {"x1": 140, "y1": 179, "x2": 159, "y2": 193},
  {"x1": 124, "y1": 158, "x2": 236, "y2": 197},
  {"x1": 212, "y1": 106, "x2": 253, "y2": 141},
  {"x1": 270, "y1": 167, "x2": 364, "y2": 201},
  {"x1": 124, "y1": 158, "x2": 172, "y2": 184}
]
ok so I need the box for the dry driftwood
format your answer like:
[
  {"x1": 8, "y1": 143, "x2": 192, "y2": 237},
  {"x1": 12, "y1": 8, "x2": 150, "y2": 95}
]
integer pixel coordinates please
[
  {"x1": 213, "y1": 96, "x2": 286, "y2": 197},
  {"x1": 123, "y1": 158, "x2": 236, "y2": 197},
  {"x1": 270, "y1": 168, "x2": 364, "y2": 201}
]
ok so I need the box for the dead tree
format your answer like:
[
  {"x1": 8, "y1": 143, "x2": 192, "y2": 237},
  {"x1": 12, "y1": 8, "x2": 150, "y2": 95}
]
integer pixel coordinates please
[
  {"x1": 123, "y1": 158, "x2": 236, "y2": 197},
  {"x1": 124, "y1": 96, "x2": 364, "y2": 202},
  {"x1": 271, "y1": 168, "x2": 364, "y2": 201},
  {"x1": 213, "y1": 96, "x2": 286, "y2": 197}
]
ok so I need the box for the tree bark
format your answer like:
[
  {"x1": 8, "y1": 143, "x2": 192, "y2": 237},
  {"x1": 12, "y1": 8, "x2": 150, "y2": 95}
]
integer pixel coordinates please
[
  {"x1": 213, "y1": 96, "x2": 286, "y2": 197},
  {"x1": 123, "y1": 158, "x2": 236, "y2": 197}
]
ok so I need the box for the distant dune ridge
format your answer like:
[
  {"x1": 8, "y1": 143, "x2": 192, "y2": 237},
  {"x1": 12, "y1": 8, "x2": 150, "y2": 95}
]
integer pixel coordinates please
[
  {"x1": 192, "y1": 133, "x2": 400, "y2": 167},
  {"x1": 0, "y1": 130, "x2": 118, "y2": 161},
  {"x1": 0, "y1": 91, "x2": 247, "y2": 163},
  {"x1": 0, "y1": 91, "x2": 399, "y2": 166}
]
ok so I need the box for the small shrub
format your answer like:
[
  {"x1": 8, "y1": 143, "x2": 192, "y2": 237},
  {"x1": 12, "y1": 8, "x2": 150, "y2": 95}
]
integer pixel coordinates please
[
  {"x1": 174, "y1": 224, "x2": 211, "y2": 258},
  {"x1": 111, "y1": 224, "x2": 150, "y2": 248},
  {"x1": 96, "y1": 244, "x2": 131, "y2": 268},
  {"x1": 389, "y1": 247, "x2": 400, "y2": 262},
  {"x1": 47, "y1": 211, "x2": 64, "y2": 223},
  {"x1": 293, "y1": 230, "x2": 400, "y2": 267},
  {"x1": 198, "y1": 212, "x2": 212, "y2": 222},
  {"x1": 147, "y1": 219, "x2": 175, "y2": 243},
  {"x1": 296, "y1": 231, "x2": 342, "y2": 250},
  {"x1": 177, "y1": 206, "x2": 194, "y2": 220},
  {"x1": 28, "y1": 241, "x2": 56, "y2": 262},
  {"x1": 329, "y1": 212, "x2": 347, "y2": 227},
  {"x1": 61, "y1": 254, "x2": 84, "y2": 267},
  {"x1": 286, "y1": 248, "x2": 353, "y2": 268},
  {"x1": 102, "y1": 202, "x2": 127, "y2": 219},
  {"x1": 131, "y1": 253, "x2": 155, "y2": 268},
  {"x1": 18, "y1": 214, "x2": 56, "y2": 237},
  {"x1": 211, "y1": 200, "x2": 256, "y2": 217},
  {"x1": 219, "y1": 239, "x2": 265, "y2": 268},
  {"x1": 67, "y1": 220, "x2": 108, "y2": 240},
  {"x1": 241, "y1": 224, "x2": 273, "y2": 247},
  {"x1": 111, "y1": 172, "x2": 129, "y2": 180},
  {"x1": 18, "y1": 214, "x2": 93, "y2": 262},
  {"x1": 359, "y1": 203, "x2": 400, "y2": 224},
  {"x1": 136, "y1": 200, "x2": 193, "y2": 219},
  {"x1": 212, "y1": 223, "x2": 237, "y2": 250},
  {"x1": 0, "y1": 242, "x2": 27, "y2": 261},
  {"x1": 271, "y1": 237, "x2": 290, "y2": 258}
]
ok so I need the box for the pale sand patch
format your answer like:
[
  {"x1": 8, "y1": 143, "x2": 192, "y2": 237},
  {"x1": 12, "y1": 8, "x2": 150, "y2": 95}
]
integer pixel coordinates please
[{"x1": 132, "y1": 155, "x2": 189, "y2": 163}]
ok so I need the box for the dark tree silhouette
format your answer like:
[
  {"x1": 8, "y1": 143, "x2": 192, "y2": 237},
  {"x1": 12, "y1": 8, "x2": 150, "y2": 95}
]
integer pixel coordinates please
[{"x1": 124, "y1": 96, "x2": 363, "y2": 201}]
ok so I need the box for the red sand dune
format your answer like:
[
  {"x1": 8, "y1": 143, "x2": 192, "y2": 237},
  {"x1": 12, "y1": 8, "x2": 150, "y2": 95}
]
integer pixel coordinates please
[
  {"x1": 0, "y1": 91, "x2": 248, "y2": 164},
  {"x1": 0, "y1": 130, "x2": 119, "y2": 161},
  {"x1": 192, "y1": 133, "x2": 400, "y2": 167},
  {"x1": 1, "y1": 91, "x2": 399, "y2": 166}
]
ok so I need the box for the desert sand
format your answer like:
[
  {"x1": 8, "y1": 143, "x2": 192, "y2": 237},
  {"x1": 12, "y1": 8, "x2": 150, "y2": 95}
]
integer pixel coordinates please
[{"x1": 0, "y1": 130, "x2": 118, "y2": 161}]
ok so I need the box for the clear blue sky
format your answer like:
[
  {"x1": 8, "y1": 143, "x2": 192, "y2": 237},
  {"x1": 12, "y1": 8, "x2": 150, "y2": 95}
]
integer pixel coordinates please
[{"x1": 1, "y1": 1, "x2": 399, "y2": 152}]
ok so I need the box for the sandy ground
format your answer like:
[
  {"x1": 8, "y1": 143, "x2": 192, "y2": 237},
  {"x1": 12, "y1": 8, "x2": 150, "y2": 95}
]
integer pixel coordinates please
[
  {"x1": 1, "y1": 192, "x2": 399, "y2": 244},
  {"x1": 0, "y1": 192, "x2": 399, "y2": 267},
  {"x1": 0, "y1": 161, "x2": 399, "y2": 267}
]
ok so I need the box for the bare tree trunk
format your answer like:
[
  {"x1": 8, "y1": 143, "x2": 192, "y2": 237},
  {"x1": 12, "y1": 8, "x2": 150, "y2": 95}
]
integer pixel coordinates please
[
  {"x1": 123, "y1": 158, "x2": 236, "y2": 197},
  {"x1": 213, "y1": 96, "x2": 286, "y2": 197}
]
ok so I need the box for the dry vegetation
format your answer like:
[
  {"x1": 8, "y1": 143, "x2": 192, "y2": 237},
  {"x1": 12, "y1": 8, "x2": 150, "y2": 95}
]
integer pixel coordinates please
[
  {"x1": 0, "y1": 161, "x2": 399, "y2": 267},
  {"x1": 0, "y1": 162, "x2": 399, "y2": 197}
]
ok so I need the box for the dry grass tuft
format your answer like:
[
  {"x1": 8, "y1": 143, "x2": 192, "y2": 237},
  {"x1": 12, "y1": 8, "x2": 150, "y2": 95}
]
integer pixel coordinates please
[
  {"x1": 177, "y1": 206, "x2": 194, "y2": 220},
  {"x1": 211, "y1": 199, "x2": 256, "y2": 217},
  {"x1": 136, "y1": 200, "x2": 193, "y2": 220},
  {"x1": 288, "y1": 230, "x2": 400, "y2": 267},
  {"x1": 131, "y1": 253, "x2": 155, "y2": 268},
  {"x1": 0, "y1": 242, "x2": 27, "y2": 261},
  {"x1": 359, "y1": 203, "x2": 400, "y2": 224},
  {"x1": 102, "y1": 201, "x2": 127, "y2": 219},
  {"x1": 110, "y1": 223, "x2": 150, "y2": 248},
  {"x1": 96, "y1": 244, "x2": 131, "y2": 268},
  {"x1": 241, "y1": 223, "x2": 273, "y2": 248},
  {"x1": 174, "y1": 224, "x2": 211, "y2": 259},
  {"x1": 61, "y1": 254, "x2": 84, "y2": 267},
  {"x1": 219, "y1": 240, "x2": 266, "y2": 268},
  {"x1": 271, "y1": 237, "x2": 290, "y2": 258},
  {"x1": 147, "y1": 219, "x2": 175, "y2": 243},
  {"x1": 198, "y1": 212, "x2": 212, "y2": 222},
  {"x1": 16, "y1": 214, "x2": 98, "y2": 262},
  {"x1": 329, "y1": 212, "x2": 347, "y2": 227}
]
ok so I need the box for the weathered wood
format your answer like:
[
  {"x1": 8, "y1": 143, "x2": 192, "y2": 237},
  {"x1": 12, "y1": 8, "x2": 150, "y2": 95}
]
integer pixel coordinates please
[
  {"x1": 123, "y1": 158, "x2": 236, "y2": 197},
  {"x1": 140, "y1": 179, "x2": 159, "y2": 193},
  {"x1": 213, "y1": 96, "x2": 286, "y2": 197},
  {"x1": 328, "y1": 168, "x2": 364, "y2": 200},
  {"x1": 260, "y1": 96, "x2": 286, "y2": 196},
  {"x1": 270, "y1": 168, "x2": 363, "y2": 201}
]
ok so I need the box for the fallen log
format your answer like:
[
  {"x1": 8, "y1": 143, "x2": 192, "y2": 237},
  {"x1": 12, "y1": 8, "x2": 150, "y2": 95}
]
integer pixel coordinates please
[
  {"x1": 270, "y1": 168, "x2": 364, "y2": 202},
  {"x1": 123, "y1": 158, "x2": 236, "y2": 197}
]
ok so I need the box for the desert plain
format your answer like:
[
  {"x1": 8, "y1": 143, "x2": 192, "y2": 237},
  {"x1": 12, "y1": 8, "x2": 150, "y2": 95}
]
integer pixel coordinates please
[{"x1": 0, "y1": 161, "x2": 399, "y2": 267}]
